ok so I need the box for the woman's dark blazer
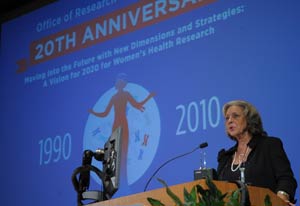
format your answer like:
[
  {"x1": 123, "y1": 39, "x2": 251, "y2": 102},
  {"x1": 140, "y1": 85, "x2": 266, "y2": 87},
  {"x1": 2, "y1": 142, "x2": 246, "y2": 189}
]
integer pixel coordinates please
[{"x1": 217, "y1": 135, "x2": 297, "y2": 201}]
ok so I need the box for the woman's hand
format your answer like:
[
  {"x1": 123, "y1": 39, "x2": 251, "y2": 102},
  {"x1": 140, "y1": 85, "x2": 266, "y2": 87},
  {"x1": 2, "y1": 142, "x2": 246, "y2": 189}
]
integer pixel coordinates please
[{"x1": 277, "y1": 191, "x2": 295, "y2": 206}]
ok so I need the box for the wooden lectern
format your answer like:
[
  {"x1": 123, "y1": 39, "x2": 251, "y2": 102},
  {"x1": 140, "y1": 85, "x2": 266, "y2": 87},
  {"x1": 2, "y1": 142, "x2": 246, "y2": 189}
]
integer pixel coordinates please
[{"x1": 88, "y1": 180, "x2": 286, "y2": 206}]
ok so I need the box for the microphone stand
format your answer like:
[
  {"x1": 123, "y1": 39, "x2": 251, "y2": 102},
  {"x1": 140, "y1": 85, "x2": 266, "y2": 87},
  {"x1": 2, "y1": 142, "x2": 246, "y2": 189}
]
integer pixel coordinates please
[
  {"x1": 143, "y1": 142, "x2": 208, "y2": 192},
  {"x1": 239, "y1": 163, "x2": 245, "y2": 183}
]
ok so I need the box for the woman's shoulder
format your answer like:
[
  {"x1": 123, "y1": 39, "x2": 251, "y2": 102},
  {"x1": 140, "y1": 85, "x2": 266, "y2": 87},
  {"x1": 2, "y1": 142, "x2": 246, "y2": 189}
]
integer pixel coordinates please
[
  {"x1": 255, "y1": 135, "x2": 283, "y2": 148},
  {"x1": 217, "y1": 145, "x2": 236, "y2": 162},
  {"x1": 260, "y1": 135, "x2": 282, "y2": 143}
]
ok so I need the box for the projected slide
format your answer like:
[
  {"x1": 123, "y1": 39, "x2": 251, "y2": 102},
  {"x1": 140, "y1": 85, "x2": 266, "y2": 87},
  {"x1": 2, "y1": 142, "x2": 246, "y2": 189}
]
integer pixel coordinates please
[{"x1": 1, "y1": 0, "x2": 299, "y2": 205}]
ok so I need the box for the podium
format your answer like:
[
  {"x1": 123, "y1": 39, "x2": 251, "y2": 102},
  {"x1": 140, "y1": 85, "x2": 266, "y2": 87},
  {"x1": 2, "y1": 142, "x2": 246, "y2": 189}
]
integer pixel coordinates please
[{"x1": 87, "y1": 180, "x2": 286, "y2": 206}]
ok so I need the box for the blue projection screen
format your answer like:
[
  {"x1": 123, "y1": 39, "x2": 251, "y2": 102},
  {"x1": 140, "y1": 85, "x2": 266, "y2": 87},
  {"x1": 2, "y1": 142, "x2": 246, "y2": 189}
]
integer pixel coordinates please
[{"x1": 1, "y1": 0, "x2": 299, "y2": 205}]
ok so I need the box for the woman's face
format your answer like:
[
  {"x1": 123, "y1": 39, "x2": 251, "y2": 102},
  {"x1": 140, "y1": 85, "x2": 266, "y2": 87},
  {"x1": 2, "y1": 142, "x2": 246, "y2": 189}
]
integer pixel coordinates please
[{"x1": 225, "y1": 105, "x2": 247, "y2": 138}]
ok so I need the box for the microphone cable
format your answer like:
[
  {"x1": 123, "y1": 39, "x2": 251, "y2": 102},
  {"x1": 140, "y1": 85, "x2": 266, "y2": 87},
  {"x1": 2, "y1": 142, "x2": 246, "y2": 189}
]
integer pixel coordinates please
[{"x1": 143, "y1": 142, "x2": 208, "y2": 192}]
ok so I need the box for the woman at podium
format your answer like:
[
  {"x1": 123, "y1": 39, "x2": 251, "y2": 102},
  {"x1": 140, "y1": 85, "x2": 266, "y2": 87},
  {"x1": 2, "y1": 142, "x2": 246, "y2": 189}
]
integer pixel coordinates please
[{"x1": 217, "y1": 100, "x2": 297, "y2": 205}]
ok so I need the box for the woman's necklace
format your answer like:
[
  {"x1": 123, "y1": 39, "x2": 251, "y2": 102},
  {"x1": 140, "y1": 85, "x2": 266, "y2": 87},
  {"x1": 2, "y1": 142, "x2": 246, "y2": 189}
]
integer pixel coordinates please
[{"x1": 231, "y1": 146, "x2": 249, "y2": 172}]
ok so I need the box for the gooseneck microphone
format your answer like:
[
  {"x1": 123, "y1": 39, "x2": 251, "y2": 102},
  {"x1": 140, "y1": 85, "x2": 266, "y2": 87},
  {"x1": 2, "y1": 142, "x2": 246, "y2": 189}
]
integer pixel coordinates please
[{"x1": 143, "y1": 142, "x2": 208, "y2": 192}]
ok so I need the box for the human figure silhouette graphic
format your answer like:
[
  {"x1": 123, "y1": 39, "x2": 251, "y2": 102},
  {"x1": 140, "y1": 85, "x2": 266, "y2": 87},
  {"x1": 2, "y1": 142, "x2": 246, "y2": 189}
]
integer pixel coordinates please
[{"x1": 88, "y1": 74, "x2": 155, "y2": 186}]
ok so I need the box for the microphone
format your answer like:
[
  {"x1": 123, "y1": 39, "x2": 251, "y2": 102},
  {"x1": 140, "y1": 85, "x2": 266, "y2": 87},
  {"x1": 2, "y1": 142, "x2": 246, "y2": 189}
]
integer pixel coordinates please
[
  {"x1": 143, "y1": 142, "x2": 208, "y2": 192},
  {"x1": 239, "y1": 162, "x2": 246, "y2": 183},
  {"x1": 199, "y1": 142, "x2": 208, "y2": 149}
]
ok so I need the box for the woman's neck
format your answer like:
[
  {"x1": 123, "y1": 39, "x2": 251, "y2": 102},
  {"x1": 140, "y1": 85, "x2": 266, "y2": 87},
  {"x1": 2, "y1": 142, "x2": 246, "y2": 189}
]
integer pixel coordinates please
[{"x1": 236, "y1": 133, "x2": 252, "y2": 151}]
